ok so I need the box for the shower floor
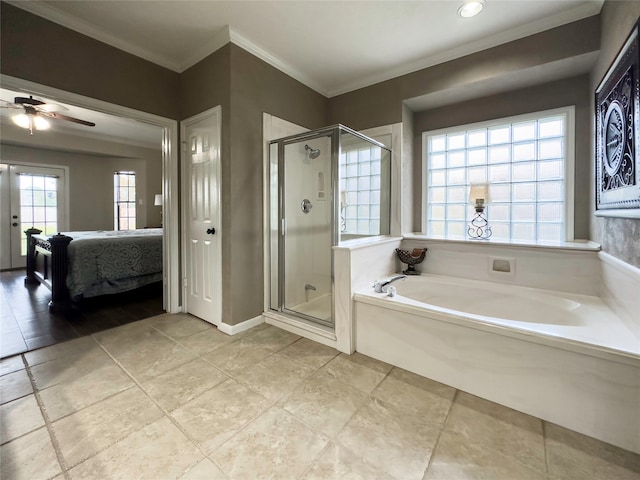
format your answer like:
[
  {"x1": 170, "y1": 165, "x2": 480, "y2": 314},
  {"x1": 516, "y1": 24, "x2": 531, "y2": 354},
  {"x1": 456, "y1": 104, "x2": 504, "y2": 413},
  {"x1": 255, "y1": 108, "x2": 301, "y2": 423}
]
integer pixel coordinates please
[{"x1": 290, "y1": 294, "x2": 332, "y2": 323}]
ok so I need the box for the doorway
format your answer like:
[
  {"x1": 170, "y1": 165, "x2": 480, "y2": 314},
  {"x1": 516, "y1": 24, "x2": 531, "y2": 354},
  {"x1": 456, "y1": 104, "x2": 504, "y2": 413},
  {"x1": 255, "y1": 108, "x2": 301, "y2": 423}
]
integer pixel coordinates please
[{"x1": 0, "y1": 74, "x2": 180, "y2": 313}]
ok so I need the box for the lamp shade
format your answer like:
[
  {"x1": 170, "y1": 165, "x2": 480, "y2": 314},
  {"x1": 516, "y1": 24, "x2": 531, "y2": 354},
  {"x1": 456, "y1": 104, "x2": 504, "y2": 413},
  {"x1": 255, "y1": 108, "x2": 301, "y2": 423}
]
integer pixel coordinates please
[
  {"x1": 468, "y1": 183, "x2": 491, "y2": 206},
  {"x1": 154, "y1": 194, "x2": 163, "y2": 206}
]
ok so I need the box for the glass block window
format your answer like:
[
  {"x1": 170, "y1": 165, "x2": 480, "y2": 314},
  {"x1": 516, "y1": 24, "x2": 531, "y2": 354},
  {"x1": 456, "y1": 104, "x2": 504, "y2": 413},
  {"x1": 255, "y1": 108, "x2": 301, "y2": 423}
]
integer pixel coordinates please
[
  {"x1": 18, "y1": 173, "x2": 59, "y2": 255},
  {"x1": 339, "y1": 143, "x2": 383, "y2": 235},
  {"x1": 114, "y1": 171, "x2": 136, "y2": 230},
  {"x1": 424, "y1": 108, "x2": 573, "y2": 242}
]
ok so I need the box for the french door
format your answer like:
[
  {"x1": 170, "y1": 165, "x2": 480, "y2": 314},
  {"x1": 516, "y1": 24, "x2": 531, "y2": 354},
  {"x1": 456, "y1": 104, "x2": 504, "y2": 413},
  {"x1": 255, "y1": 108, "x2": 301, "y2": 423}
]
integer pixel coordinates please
[{"x1": 0, "y1": 164, "x2": 67, "y2": 269}]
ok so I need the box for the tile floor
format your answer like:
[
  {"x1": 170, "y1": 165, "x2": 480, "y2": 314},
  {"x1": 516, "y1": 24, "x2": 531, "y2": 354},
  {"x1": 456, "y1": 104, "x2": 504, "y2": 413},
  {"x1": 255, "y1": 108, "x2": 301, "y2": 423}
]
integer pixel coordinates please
[
  {"x1": 1, "y1": 314, "x2": 639, "y2": 480},
  {"x1": 0, "y1": 269, "x2": 164, "y2": 358}
]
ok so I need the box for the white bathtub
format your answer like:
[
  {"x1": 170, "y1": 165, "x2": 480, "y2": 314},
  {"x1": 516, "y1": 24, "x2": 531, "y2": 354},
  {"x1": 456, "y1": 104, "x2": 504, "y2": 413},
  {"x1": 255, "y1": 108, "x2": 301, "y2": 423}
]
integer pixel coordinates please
[{"x1": 354, "y1": 274, "x2": 640, "y2": 454}]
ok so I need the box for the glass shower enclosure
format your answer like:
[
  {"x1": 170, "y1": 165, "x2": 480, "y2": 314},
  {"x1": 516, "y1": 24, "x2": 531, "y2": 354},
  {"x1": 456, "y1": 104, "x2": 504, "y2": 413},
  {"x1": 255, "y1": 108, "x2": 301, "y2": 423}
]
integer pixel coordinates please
[{"x1": 269, "y1": 125, "x2": 391, "y2": 329}]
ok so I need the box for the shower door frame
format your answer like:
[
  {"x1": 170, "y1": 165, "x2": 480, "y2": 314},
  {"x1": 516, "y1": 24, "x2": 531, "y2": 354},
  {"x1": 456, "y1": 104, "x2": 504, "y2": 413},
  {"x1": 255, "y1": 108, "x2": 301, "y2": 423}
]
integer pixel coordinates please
[{"x1": 272, "y1": 126, "x2": 339, "y2": 329}]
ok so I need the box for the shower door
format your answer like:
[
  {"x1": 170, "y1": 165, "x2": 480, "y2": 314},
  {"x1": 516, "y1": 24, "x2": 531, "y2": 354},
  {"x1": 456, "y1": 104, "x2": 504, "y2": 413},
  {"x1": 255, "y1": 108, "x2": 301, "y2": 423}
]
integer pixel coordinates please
[
  {"x1": 272, "y1": 132, "x2": 335, "y2": 328},
  {"x1": 269, "y1": 124, "x2": 390, "y2": 329}
]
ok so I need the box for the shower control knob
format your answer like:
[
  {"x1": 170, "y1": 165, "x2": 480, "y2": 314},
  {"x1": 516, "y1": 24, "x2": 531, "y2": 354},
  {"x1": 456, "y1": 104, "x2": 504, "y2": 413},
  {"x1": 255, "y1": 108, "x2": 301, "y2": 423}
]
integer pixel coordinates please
[{"x1": 206, "y1": 227, "x2": 216, "y2": 235}]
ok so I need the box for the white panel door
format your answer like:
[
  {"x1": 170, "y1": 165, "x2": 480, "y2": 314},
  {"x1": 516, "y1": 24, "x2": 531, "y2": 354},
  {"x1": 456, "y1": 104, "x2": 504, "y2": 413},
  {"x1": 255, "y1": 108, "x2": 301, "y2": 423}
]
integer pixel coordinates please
[{"x1": 182, "y1": 107, "x2": 221, "y2": 325}]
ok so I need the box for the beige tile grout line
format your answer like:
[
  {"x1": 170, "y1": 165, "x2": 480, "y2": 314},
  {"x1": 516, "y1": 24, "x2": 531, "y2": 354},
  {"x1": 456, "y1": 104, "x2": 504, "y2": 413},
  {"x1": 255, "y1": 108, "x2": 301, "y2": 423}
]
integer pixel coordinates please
[
  {"x1": 422, "y1": 388, "x2": 459, "y2": 478},
  {"x1": 295, "y1": 363, "x2": 396, "y2": 479},
  {"x1": 89, "y1": 336, "x2": 235, "y2": 480},
  {"x1": 426, "y1": 390, "x2": 551, "y2": 477},
  {"x1": 20, "y1": 353, "x2": 72, "y2": 480},
  {"x1": 180, "y1": 331, "x2": 335, "y2": 471},
  {"x1": 21, "y1": 327, "x2": 216, "y2": 478},
  {"x1": 85, "y1": 321, "x2": 308, "y2": 478},
  {"x1": 167, "y1": 341, "x2": 336, "y2": 479},
  {"x1": 148, "y1": 322, "x2": 388, "y2": 479},
  {"x1": 542, "y1": 420, "x2": 551, "y2": 475}
]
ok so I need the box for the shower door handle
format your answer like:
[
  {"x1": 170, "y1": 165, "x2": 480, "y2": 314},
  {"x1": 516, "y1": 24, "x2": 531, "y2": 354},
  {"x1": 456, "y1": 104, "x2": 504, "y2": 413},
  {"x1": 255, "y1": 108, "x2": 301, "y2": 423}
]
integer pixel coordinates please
[{"x1": 206, "y1": 227, "x2": 216, "y2": 235}]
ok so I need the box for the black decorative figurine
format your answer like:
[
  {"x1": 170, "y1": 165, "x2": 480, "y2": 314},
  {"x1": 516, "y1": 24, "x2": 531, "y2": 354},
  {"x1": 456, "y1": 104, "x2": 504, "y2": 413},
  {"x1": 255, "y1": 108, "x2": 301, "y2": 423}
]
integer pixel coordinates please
[{"x1": 395, "y1": 248, "x2": 427, "y2": 275}]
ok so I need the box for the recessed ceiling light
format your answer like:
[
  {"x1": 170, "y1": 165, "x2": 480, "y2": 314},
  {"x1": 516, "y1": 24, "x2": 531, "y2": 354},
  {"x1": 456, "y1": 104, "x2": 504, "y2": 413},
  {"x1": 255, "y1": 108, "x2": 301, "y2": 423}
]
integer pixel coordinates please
[{"x1": 458, "y1": 0, "x2": 485, "y2": 18}]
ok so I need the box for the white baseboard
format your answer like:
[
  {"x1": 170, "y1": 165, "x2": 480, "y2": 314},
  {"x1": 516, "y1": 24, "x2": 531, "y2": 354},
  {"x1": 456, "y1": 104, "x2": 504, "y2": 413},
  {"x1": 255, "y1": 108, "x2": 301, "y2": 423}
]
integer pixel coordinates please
[{"x1": 218, "y1": 315, "x2": 264, "y2": 335}]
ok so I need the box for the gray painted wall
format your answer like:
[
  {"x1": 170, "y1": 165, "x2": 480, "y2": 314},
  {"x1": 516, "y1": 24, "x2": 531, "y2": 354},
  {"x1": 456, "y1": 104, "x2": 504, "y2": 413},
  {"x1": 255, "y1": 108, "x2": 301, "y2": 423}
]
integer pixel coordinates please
[
  {"x1": 0, "y1": 142, "x2": 161, "y2": 230},
  {"x1": 179, "y1": 43, "x2": 328, "y2": 325},
  {"x1": 328, "y1": 16, "x2": 600, "y2": 130},
  {"x1": 590, "y1": 1, "x2": 640, "y2": 267},
  {"x1": 0, "y1": 3, "x2": 180, "y2": 119},
  {"x1": 227, "y1": 45, "x2": 327, "y2": 323}
]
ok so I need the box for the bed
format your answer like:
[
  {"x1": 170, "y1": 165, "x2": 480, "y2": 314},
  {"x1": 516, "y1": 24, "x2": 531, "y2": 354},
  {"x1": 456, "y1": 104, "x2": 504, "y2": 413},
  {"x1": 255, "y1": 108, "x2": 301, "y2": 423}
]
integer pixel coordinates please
[{"x1": 25, "y1": 228, "x2": 163, "y2": 312}]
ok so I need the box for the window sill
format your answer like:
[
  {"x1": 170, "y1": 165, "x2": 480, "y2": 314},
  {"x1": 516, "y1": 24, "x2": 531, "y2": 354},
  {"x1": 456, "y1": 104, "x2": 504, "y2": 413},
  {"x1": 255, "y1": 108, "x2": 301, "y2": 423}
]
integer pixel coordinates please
[
  {"x1": 403, "y1": 233, "x2": 601, "y2": 252},
  {"x1": 334, "y1": 235, "x2": 402, "y2": 251}
]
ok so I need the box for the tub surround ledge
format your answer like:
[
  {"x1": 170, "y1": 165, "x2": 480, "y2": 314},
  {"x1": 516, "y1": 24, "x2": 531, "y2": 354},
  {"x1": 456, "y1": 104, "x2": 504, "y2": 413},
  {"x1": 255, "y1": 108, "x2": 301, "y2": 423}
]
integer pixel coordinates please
[{"x1": 599, "y1": 251, "x2": 640, "y2": 338}]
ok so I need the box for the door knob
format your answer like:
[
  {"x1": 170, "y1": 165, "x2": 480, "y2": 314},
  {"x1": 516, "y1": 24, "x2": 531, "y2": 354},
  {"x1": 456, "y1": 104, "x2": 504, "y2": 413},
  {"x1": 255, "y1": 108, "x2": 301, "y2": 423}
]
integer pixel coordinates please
[
  {"x1": 206, "y1": 227, "x2": 216, "y2": 235},
  {"x1": 12, "y1": 215, "x2": 18, "y2": 219},
  {"x1": 12, "y1": 222, "x2": 18, "y2": 227}
]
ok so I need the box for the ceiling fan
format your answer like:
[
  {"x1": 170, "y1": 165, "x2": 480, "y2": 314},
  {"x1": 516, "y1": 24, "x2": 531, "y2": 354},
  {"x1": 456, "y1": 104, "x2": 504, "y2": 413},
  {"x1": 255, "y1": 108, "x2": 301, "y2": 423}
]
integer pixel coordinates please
[{"x1": 1, "y1": 95, "x2": 96, "y2": 135}]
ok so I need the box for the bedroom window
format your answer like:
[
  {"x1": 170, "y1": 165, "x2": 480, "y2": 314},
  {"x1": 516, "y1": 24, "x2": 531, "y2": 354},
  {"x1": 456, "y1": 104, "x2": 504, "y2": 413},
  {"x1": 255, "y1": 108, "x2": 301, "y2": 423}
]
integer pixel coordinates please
[
  {"x1": 423, "y1": 107, "x2": 574, "y2": 243},
  {"x1": 114, "y1": 171, "x2": 136, "y2": 230}
]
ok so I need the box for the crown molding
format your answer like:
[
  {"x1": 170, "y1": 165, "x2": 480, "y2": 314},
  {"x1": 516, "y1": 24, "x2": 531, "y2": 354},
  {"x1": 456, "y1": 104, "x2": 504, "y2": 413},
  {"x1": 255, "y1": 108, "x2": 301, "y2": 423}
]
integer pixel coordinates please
[
  {"x1": 7, "y1": 1, "x2": 181, "y2": 72},
  {"x1": 177, "y1": 25, "x2": 231, "y2": 73},
  {"x1": 6, "y1": 1, "x2": 324, "y2": 93},
  {"x1": 8, "y1": 0, "x2": 603, "y2": 98},
  {"x1": 229, "y1": 29, "x2": 329, "y2": 97}
]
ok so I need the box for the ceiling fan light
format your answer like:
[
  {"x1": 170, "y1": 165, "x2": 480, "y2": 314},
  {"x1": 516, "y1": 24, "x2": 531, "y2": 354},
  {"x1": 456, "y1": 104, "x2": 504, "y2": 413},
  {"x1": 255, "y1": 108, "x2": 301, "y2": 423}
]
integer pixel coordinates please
[
  {"x1": 12, "y1": 113, "x2": 31, "y2": 129},
  {"x1": 33, "y1": 115, "x2": 50, "y2": 130},
  {"x1": 458, "y1": 0, "x2": 485, "y2": 18}
]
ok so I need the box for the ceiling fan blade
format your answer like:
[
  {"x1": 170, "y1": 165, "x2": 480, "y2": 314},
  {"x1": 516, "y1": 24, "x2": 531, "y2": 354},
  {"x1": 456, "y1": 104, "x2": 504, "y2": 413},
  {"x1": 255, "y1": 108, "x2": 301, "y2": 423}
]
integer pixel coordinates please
[
  {"x1": 0, "y1": 99, "x2": 22, "y2": 109},
  {"x1": 42, "y1": 111, "x2": 96, "y2": 127},
  {"x1": 38, "y1": 102, "x2": 68, "y2": 113}
]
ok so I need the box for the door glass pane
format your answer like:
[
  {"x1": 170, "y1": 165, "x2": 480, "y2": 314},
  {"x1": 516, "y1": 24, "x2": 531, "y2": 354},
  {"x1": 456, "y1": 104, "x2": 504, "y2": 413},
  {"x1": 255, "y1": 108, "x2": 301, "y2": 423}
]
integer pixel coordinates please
[
  {"x1": 282, "y1": 136, "x2": 333, "y2": 326},
  {"x1": 19, "y1": 174, "x2": 58, "y2": 255}
]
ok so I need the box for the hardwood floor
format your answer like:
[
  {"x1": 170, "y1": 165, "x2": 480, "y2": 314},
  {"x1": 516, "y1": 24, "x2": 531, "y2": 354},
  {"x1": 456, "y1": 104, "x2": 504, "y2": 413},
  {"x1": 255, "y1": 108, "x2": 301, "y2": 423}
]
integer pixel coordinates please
[{"x1": 0, "y1": 269, "x2": 164, "y2": 359}]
